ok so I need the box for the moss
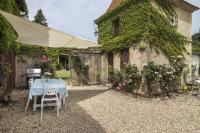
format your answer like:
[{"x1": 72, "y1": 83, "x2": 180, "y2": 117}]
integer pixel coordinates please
[{"x1": 96, "y1": 0, "x2": 187, "y2": 58}]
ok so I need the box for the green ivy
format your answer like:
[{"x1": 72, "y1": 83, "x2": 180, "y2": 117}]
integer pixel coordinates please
[
  {"x1": 192, "y1": 31, "x2": 200, "y2": 53},
  {"x1": 71, "y1": 56, "x2": 89, "y2": 84},
  {"x1": 0, "y1": 0, "x2": 28, "y2": 54},
  {"x1": 0, "y1": 15, "x2": 17, "y2": 54},
  {"x1": 96, "y1": 0, "x2": 187, "y2": 58}
]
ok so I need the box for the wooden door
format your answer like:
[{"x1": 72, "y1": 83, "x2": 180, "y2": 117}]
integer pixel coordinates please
[
  {"x1": 4, "y1": 53, "x2": 16, "y2": 95},
  {"x1": 108, "y1": 53, "x2": 114, "y2": 67},
  {"x1": 120, "y1": 48, "x2": 129, "y2": 69}
]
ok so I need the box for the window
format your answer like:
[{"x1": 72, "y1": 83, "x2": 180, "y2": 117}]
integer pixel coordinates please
[
  {"x1": 59, "y1": 55, "x2": 69, "y2": 70},
  {"x1": 171, "y1": 16, "x2": 178, "y2": 28},
  {"x1": 112, "y1": 18, "x2": 120, "y2": 36}
]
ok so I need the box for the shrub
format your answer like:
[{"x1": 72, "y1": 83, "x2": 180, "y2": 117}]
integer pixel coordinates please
[
  {"x1": 123, "y1": 64, "x2": 141, "y2": 92},
  {"x1": 108, "y1": 64, "x2": 141, "y2": 92},
  {"x1": 158, "y1": 65, "x2": 175, "y2": 96},
  {"x1": 142, "y1": 62, "x2": 160, "y2": 95}
]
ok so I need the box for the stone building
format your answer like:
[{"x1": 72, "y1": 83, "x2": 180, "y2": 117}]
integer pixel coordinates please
[{"x1": 95, "y1": 0, "x2": 199, "y2": 73}]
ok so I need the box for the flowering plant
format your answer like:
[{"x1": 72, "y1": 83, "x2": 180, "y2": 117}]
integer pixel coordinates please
[
  {"x1": 108, "y1": 64, "x2": 141, "y2": 92},
  {"x1": 44, "y1": 71, "x2": 52, "y2": 78}
]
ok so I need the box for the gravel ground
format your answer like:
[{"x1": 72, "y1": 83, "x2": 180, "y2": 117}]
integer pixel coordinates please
[
  {"x1": 78, "y1": 91, "x2": 200, "y2": 133},
  {"x1": 0, "y1": 86, "x2": 108, "y2": 133},
  {"x1": 1, "y1": 86, "x2": 200, "y2": 133}
]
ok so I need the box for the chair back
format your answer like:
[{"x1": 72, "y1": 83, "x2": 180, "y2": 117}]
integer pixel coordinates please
[{"x1": 43, "y1": 84, "x2": 59, "y2": 96}]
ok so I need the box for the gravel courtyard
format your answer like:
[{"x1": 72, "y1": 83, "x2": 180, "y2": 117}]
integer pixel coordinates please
[{"x1": 1, "y1": 86, "x2": 200, "y2": 133}]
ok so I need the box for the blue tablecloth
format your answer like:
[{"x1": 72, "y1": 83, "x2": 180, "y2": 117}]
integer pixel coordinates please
[{"x1": 28, "y1": 79, "x2": 68, "y2": 100}]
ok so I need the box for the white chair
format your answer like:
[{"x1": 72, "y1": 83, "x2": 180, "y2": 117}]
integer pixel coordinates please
[
  {"x1": 58, "y1": 79, "x2": 67, "y2": 107},
  {"x1": 41, "y1": 85, "x2": 60, "y2": 119},
  {"x1": 25, "y1": 79, "x2": 34, "y2": 112}
]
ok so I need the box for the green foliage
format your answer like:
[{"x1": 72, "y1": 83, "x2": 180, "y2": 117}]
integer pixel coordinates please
[
  {"x1": 38, "y1": 62, "x2": 51, "y2": 74},
  {"x1": 108, "y1": 64, "x2": 141, "y2": 92},
  {"x1": 0, "y1": 0, "x2": 28, "y2": 97},
  {"x1": 142, "y1": 62, "x2": 159, "y2": 82},
  {"x1": 96, "y1": 0, "x2": 187, "y2": 58},
  {"x1": 0, "y1": 0, "x2": 28, "y2": 17},
  {"x1": 0, "y1": 15, "x2": 17, "y2": 54},
  {"x1": 123, "y1": 64, "x2": 141, "y2": 92},
  {"x1": 169, "y1": 55, "x2": 187, "y2": 77},
  {"x1": 71, "y1": 56, "x2": 89, "y2": 84},
  {"x1": 124, "y1": 64, "x2": 141, "y2": 80},
  {"x1": 154, "y1": 0, "x2": 176, "y2": 20},
  {"x1": 108, "y1": 67, "x2": 123, "y2": 88},
  {"x1": 192, "y1": 31, "x2": 200, "y2": 53},
  {"x1": 33, "y1": 9, "x2": 48, "y2": 26},
  {"x1": 142, "y1": 56, "x2": 186, "y2": 96},
  {"x1": 55, "y1": 70, "x2": 70, "y2": 79},
  {"x1": 0, "y1": 0, "x2": 28, "y2": 54},
  {"x1": 0, "y1": 0, "x2": 20, "y2": 16},
  {"x1": 15, "y1": 0, "x2": 28, "y2": 17}
]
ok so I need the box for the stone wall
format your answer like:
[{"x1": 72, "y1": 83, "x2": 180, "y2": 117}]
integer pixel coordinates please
[
  {"x1": 175, "y1": 6, "x2": 193, "y2": 76},
  {"x1": 111, "y1": 5, "x2": 193, "y2": 73},
  {"x1": 15, "y1": 55, "x2": 39, "y2": 88},
  {"x1": 113, "y1": 42, "x2": 170, "y2": 72},
  {"x1": 16, "y1": 52, "x2": 109, "y2": 87},
  {"x1": 71, "y1": 50, "x2": 108, "y2": 85}
]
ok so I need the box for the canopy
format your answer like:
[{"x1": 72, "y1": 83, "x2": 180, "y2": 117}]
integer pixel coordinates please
[{"x1": 0, "y1": 10, "x2": 98, "y2": 49}]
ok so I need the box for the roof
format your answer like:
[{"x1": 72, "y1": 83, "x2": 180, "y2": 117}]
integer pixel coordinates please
[
  {"x1": 107, "y1": 0, "x2": 123, "y2": 11},
  {"x1": 0, "y1": 10, "x2": 98, "y2": 49},
  {"x1": 172, "y1": 0, "x2": 199, "y2": 12},
  {"x1": 107, "y1": 0, "x2": 199, "y2": 12}
]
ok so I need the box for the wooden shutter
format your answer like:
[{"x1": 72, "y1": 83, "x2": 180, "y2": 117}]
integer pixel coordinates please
[{"x1": 120, "y1": 48, "x2": 129, "y2": 69}]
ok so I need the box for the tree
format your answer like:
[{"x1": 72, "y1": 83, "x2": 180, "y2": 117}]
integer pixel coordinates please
[
  {"x1": 33, "y1": 9, "x2": 48, "y2": 26},
  {"x1": 192, "y1": 30, "x2": 200, "y2": 42},
  {"x1": 192, "y1": 30, "x2": 200, "y2": 53},
  {"x1": 15, "y1": 0, "x2": 28, "y2": 17}
]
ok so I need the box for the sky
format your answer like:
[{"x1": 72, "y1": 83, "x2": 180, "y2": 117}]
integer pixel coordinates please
[{"x1": 27, "y1": 0, "x2": 200, "y2": 43}]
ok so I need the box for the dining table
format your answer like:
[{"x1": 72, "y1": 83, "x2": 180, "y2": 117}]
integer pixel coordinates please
[{"x1": 25, "y1": 78, "x2": 68, "y2": 111}]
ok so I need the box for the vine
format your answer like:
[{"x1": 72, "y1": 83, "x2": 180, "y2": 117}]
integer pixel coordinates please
[
  {"x1": 71, "y1": 56, "x2": 89, "y2": 84},
  {"x1": 95, "y1": 0, "x2": 187, "y2": 58},
  {"x1": 0, "y1": 0, "x2": 28, "y2": 99}
]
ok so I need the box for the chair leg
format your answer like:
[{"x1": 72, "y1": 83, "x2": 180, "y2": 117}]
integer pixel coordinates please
[
  {"x1": 63, "y1": 96, "x2": 66, "y2": 108},
  {"x1": 41, "y1": 100, "x2": 43, "y2": 119},
  {"x1": 25, "y1": 99, "x2": 30, "y2": 112},
  {"x1": 57, "y1": 100, "x2": 59, "y2": 117}
]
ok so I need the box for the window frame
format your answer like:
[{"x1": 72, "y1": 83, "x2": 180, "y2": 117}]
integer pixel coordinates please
[{"x1": 112, "y1": 18, "x2": 120, "y2": 36}]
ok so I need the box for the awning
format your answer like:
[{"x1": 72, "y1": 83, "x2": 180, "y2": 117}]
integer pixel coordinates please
[{"x1": 0, "y1": 10, "x2": 98, "y2": 49}]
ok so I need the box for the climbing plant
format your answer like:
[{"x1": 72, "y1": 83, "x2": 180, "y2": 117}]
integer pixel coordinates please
[
  {"x1": 0, "y1": 0, "x2": 28, "y2": 99},
  {"x1": 71, "y1": 56, "x2": 89, "y2": 84},
  {"x1": 95, "y1": 0, "x2": 187, "y2": 58}
]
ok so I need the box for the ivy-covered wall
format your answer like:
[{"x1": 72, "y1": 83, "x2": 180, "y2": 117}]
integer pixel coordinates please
[
  {"x1": 0, "y1": 0, "x2": 28, "y2": 54},
  {"x1": 96, "y1": 0, "x2": 187, "y2": 58}
]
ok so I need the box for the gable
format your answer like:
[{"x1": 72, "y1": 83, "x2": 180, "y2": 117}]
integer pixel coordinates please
[{"x1": 107, "y1": 0, "x2": 199, "y2": 12}]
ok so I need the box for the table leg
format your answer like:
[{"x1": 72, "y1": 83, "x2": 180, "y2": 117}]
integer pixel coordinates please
[{"x1": 33, "y1": 96, "x2": 37, "y2": 111}]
